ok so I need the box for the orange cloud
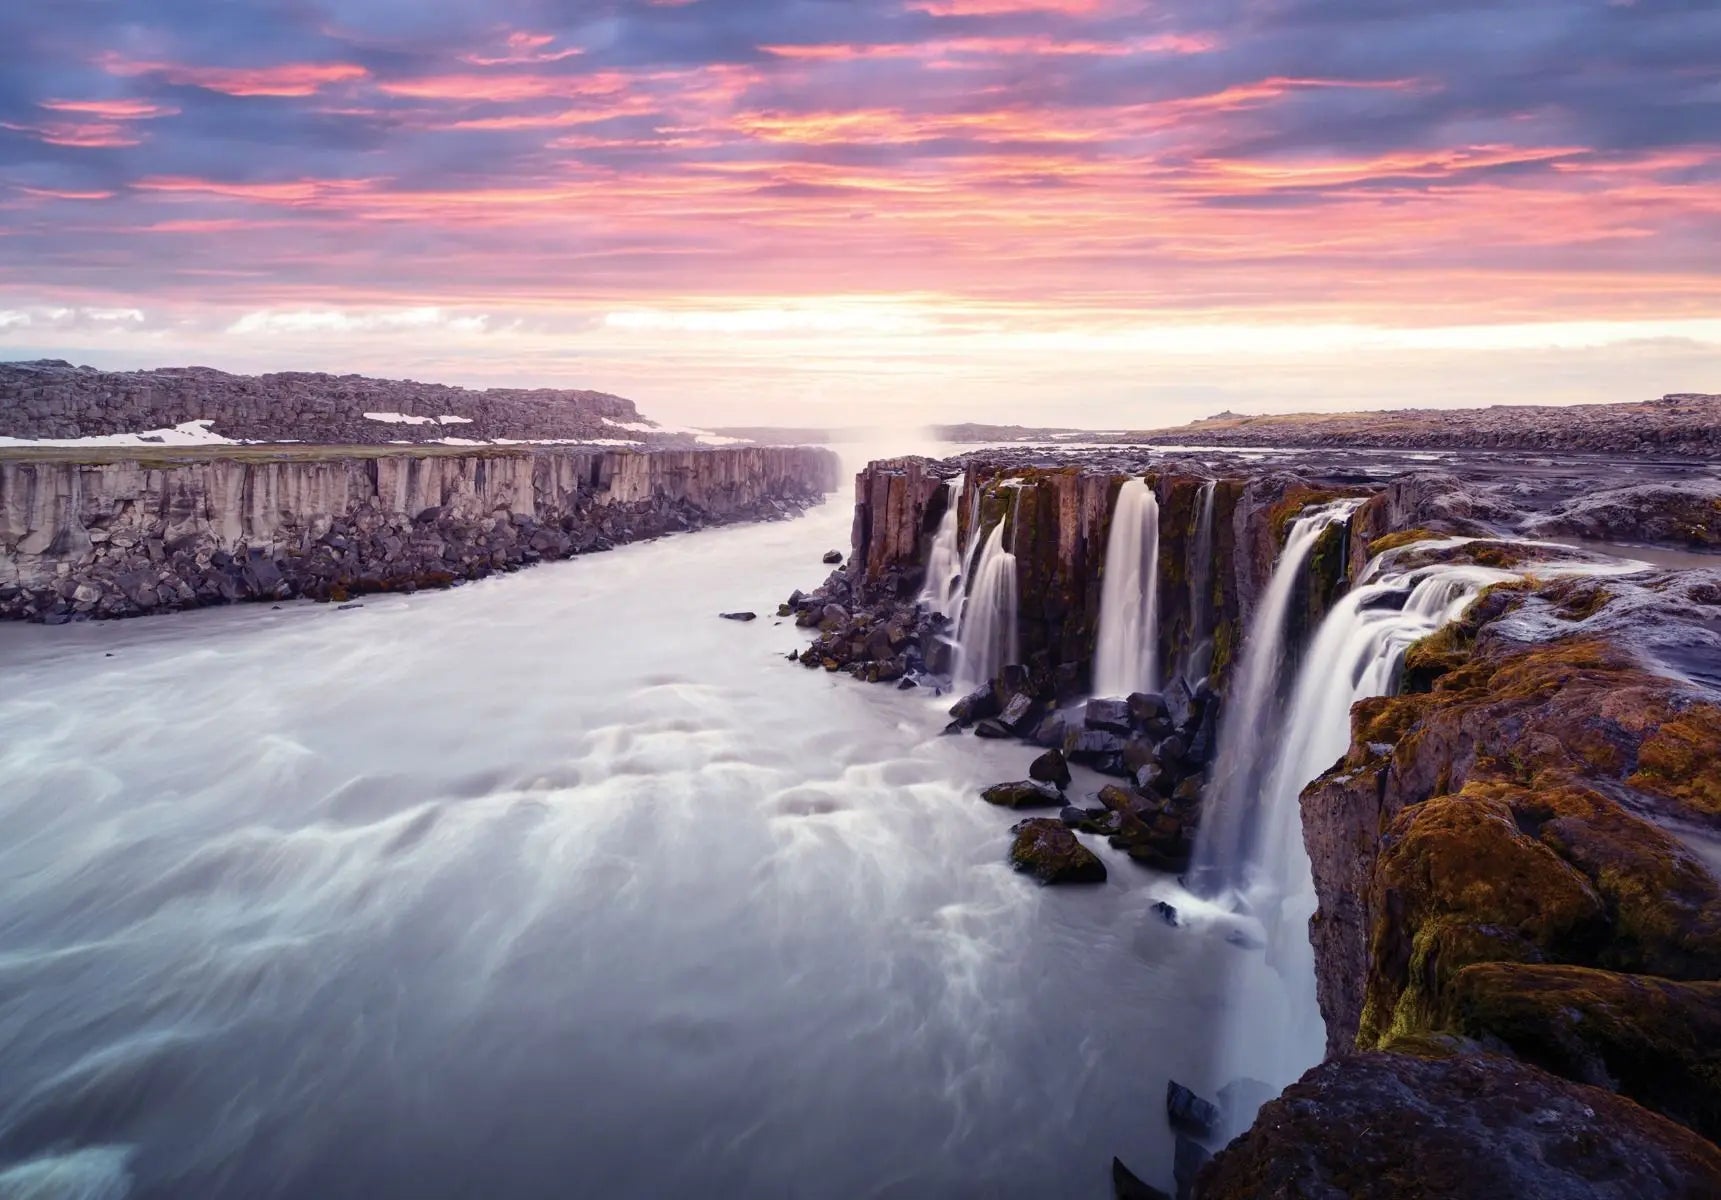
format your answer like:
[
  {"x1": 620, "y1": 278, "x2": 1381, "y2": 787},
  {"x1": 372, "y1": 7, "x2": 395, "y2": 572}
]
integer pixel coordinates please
[
  {"x1": 99, "y1": 54, "x2": 368, "y2": 96},
  {"x1": 40, "y1": 98, "x2": 180, "y2": 120}
]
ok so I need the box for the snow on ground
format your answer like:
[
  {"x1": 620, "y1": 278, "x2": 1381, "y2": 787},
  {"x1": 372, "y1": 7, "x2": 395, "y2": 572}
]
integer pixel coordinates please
[
  {"x1": 364, "y1": 412, "x2": 476, "y2": 427},
  {"x1": 0, "y1": 420, "x2": 235, "y2": 448}
]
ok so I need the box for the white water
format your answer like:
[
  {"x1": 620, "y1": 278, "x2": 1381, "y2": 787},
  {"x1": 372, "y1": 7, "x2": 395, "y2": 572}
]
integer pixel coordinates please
[
  {"x1": 1192, "y1": 500, "x2": 1362, "y2": 892},
  {"x1": 954, "y1": 503, "x2": 1019, "y2": 691},
  {"x1": 1185, "y1": 480, "x2": 1219, "y2": 684},
  {"x1": 1092, "y1": 479, "x2": 1162, "y2": 698},
  {"x1": 0, "y1": 449, "x2": 1242, "y2": 1199},
  {"x1": 919, "y1": 483, "x2": 965, "y2": 620}
]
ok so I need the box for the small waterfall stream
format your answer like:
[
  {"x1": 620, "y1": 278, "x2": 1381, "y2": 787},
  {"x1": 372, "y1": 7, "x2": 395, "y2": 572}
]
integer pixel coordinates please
[
  {"x1": 1184, "y1": 480, "x2": 1219, "y2": 683},
  {"x1": 919, "y1": 484, "x2": 964, "y2": 620},
  {"x1": 1192, "y1": 500, "x2": 1361, "y2": 893},
  {"x1": 1092, "y1": 478, "x2": 1162, "y2": 697},
  {"x1": 954, "y1": 491, "x2": 1019, "y2": 690}
]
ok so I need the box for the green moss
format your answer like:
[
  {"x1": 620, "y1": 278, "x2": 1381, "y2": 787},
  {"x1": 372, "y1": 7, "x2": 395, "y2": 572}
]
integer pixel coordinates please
[{"x1": 1367, "y1": 527, "x2": 1442, "y2": 556}]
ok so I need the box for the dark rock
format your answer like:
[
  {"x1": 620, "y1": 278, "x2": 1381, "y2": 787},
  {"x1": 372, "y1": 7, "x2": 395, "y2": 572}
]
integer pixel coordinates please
[
  {"x1": 1064, "y1": 727, "x2": 1127, "y2": 765},
  {"x1": 999, "y1": 691, "x2": 1042, "y2": 734},
  {"x1": 1196, "y1": 1049, "x2": 1721, "y2": 1200},
  {"x1": 1172, "y1": 776, "x2": 1204, "y2": 804},
  {"x1": 1123, "y1": 738, "x2": 1159, "y2": 774},
  {"x1": 719, "y1": 611, "x2": 758, "y2": 621},
  {"x1": 982, "y1": 781, "x2": 1064, "y2": 809},
  {"x1": 1112, "y1": 1156, "x2": 1171, "y2": 1200},
  {"x1": 1030, "y1": 712, "x2": 1070, "y2": 749},
  {"x1": 1174, "y1": 1136, "x2": 1209, "y2": 1200},
  {"x1": 1159, "y1": 733, "x2": 1189, "y2": 765},
  {"x1": 1029, "y1": 748, "x2": 1072, "y2": 788},
  {"x1": 822, "y1": 549, "x2": 843, "y2": 564},
  {"x1": 1008, "y1": 818, "x2": 1107, "y2": 884},
  {"x1": 1098, "y1": 784, "x2": 1149, "y2": 816},
  {"x1": 974, "y1": 719, "x2": 1014, "y2": 739},
  {"x1": 941, "y1": 720, "x2": 963, "y2": 736},
  {"x1": 1153, "y1": 900, "x2": 1180, "y2": 927},
  {"x1": 1060, "y1": 805, "x2": 1088, "y2": 827},
  {"x1": 950, "y1": 685, "x2": 1001, "y2": 724},
  {"x1": 1085, "y1": 697, "x2": 1134, "y2": 735},
  {"x1": 1167, "y1": 1081, "x2": 1219, "y2": 1138},
  {"x1": 1127, "y1": 691, "x2": 1169, "y2": 727}
]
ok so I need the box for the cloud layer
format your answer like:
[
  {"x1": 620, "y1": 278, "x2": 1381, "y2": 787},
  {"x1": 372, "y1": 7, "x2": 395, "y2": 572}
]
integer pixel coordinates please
[{"x1": 1, "y1": 0, "x2": 1716, "y2": 420}]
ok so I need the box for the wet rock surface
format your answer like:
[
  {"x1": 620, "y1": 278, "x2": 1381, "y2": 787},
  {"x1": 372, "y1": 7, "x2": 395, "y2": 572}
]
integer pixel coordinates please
[
  {"x1": 1195, "y1": 1047, "x2": 1721, "y2": 1199},
  {"x1": 1008, "y1": 818, "x2": 1107, "y2": 884}
]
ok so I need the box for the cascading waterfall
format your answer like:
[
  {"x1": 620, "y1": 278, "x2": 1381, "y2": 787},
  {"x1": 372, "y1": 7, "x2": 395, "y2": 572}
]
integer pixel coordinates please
[
  {"x1": 1192, "y1": 499, "x2": 1362, "y2": 894},
  {"x1": 1092, "y1": 478, "x2": 1162, "y2": 697},
  {"x1": 1184, "y1": 480, "x2": 1219, "y2": 683},
  {"x1": 953, "y1": 489, "x2": 1019, "y2": 690},
  {"x1": 919, "y1": 483, "x2": 965, "y2": 620},
  {"x1": 1204, "y1": 551, "x2": 1522, "y2": 1122}
]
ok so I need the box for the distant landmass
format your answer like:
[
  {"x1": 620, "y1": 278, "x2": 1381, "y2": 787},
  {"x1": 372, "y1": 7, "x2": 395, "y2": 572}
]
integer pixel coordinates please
[
  {"x1": 0, "y1": 360, "x2": 719, "y2": 448},
  {"x1": 935, "y1": 393, "x2": 1721, "y2": 459}
]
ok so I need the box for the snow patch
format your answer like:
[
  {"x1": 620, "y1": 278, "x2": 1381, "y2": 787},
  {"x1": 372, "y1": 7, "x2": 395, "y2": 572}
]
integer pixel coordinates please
[
  {"x1": 364, "y1": 412, "x2": 475, "y2": 427},
  {"x1": 0, "y1": 419, "x2": 235, "y2": 448}
]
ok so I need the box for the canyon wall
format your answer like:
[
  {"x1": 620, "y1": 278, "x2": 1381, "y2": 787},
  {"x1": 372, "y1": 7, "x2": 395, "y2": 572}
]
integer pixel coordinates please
[{"x1": 0, "y1": 445, "x2": 841, "y2": 621}]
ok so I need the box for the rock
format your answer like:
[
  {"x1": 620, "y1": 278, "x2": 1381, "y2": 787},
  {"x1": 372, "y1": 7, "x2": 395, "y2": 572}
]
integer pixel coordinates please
[
  {"x1": 1112, "y1": 1157, "x2": 1171, "y2": 1200},
  {"x1": 950, "y1": 685, "x2": 1001, "y2": 724},
  {"x1": 1196, "y1": 1049, "x2": 1721, "y2": 1199},
  {"x1": 982, "y1": 781, "x2": 1064, "y2": 809},
  {"x1": 1086, "y1": 697, "x2": 1134, "y2": 735},
  {"x1": 1172, "y1": 776, "x2": 1204, "y2": 804},
  {"x1": 1127, "y1": 691, "x2": 1169, "y2": 728},
  {"x1": 999, "y1": 691, "x2": 1042, "y2": 735},
  {"x1": 1153, "y1": 900, "x2": 1180, "y2": 927},
  {"x1": 940, "y1": 720, "x2": 963, "y2": 736},
  {"x1": 822, "y1": 549, "x2": 844, "y2": 564},
  {"x1": 1059, "y1": 805, "x2": 1088, "y2": 827},
  {"x1": 1166, "y1": 1080, "x2": 1220, "y2": 1138},
  {"x1": 1030, "y1": 712, "x2": 1070, "y2": 749},
  {"x1": 1098, "y1": 784, "x2": 1149, "y2": 816},
  {"x1": 974, "y1": 719, "x2": 1014, "y2": 739},
  {"x1": 1158, "y1": 733, "x2": 1189, "y2": 765},
  {"x1": 1029, "y1": 748, "x2": 1072, "y2": 788},
  {"x1": 1164, "y1": 677, "x2": 1197, "y2": 731},
  {"x1": 719, "y1": 611, "x2": 758, "y2": 621},
  {"x1": 1173, "y1": 1136, "x2": 1209, "y2": 1200},
  {"x1": 1064, "y1": 727, "x2": 1127, "y2": 765},
  {"x1": 1008, "y1": 818, "x2": 1107, "y2": 884}
]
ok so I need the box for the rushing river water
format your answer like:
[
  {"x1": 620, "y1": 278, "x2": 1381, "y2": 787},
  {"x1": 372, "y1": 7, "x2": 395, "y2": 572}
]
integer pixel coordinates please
[{"x1": 0, "y1": 446, "x2": 1254, "y2": 1200}]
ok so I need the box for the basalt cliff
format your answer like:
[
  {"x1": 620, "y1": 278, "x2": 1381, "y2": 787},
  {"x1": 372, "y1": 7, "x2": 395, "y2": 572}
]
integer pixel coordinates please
[
  {"x1": 787, "y1": 445, "x2": 1721, "y2": 1197},
  {"x1": 0, "y1": 445, "x2": 840, "y2": 622}
]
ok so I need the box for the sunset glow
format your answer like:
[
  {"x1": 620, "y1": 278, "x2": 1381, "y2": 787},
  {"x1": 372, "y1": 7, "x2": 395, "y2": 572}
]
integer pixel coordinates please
[{"x1": 1, "y1": 0, "x2": 1716, "y2": 424}]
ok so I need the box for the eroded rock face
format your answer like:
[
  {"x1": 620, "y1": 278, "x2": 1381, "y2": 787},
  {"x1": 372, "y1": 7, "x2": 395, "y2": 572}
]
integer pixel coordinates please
[
  {"x1": 1300, "y1": 566, "x2": 1721, "y2": 1146},
  {"x1": 1195, "y1": 1048, "x2": 1721, "y2": 1199},
  {"x1": 0, "y1": 446, "x2": 841, "y2": 621}
]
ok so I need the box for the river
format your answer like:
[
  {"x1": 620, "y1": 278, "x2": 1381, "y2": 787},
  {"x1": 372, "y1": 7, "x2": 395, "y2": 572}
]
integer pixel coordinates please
[{"x1": 0, "y1": 444, "x2": 1243, "y2": 1200}]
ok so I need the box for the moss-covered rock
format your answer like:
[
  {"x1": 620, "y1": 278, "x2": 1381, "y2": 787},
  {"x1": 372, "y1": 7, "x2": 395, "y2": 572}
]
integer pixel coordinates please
[
  {"x1": 1008, "y1": 818, "x2": 1107, "y2": 884},
  {"x1": 1446, "y1": 962, "x2": 1721, "y2": 1143}
]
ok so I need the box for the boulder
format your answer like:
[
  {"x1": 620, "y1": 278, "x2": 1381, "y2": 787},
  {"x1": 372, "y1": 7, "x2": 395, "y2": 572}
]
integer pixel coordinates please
[
  {"x1": 822, "y1": 549, "x2": 844, "y2": 564},
  {"x1": 718, "y1": 611, "x2": 758, "y2": 621},
  {"x1": 1127, "y1": 691, "x2": 1169, "y2": 727},
  {"x1": 999, "y1": 691, "x2": 1043, "y2": 735},
  {"x1": 982, "y1": 781, "x2": 1065, "y2": 809},
  {"x1": 1167, "y1": 1080, "x2": 1220, "y2": 1138},
  {"x1": 1195, "y1": 1049, "x2": 1721, "y2": 1199},
  {"x1": 949, "y1": 685, "x2": 1001, "y2": 725},
  {"x1": 1009, "y1": 818, "x2": 1107, "y2": 884},
  {"x1": 1086, "y1": 697, "x2": 1134, "y2": 735},
  {"x1": 1029, "y1": 748, "x2": 1072, "y2": 789},
  {"x1": 974, "y1": 719, "x2": 1014, "y2": 739}
]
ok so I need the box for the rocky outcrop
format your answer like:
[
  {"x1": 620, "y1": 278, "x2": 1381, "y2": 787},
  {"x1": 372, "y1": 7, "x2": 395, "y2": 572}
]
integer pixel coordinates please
[
  {"x1": 1196, "y1": 1046, "x2": 1721, "y2": 1199},
  {"x1": 0, "y1": 360, "x2": 698, "y2": 446},
  {"x1": 0, "y1": 445, "x2": 840, "y2": 621}
]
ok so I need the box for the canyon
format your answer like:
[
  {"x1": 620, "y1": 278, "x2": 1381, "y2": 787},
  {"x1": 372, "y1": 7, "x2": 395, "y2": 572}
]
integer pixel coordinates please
[{"x1": 788, "y1": 443, "x2": 1721, "y2": 1197}]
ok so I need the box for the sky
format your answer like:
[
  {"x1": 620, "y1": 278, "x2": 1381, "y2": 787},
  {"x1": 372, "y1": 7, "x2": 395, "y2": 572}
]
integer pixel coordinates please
[{"x1": 0, "y1": 0, "x2": 1717, "y2": 428}]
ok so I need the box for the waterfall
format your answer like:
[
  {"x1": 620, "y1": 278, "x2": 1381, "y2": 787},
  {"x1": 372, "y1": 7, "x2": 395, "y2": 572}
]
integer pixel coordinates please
[
  {"x1": 919, "y1": 484, "x2": 964, "y2": 619},
  {"x1": 1092, "y1": 478, "x2": 1161, "y2": 697},
  {"x1": 953, "y1": 497, "x2": 1018, "y2": 690},
  {"x1": 1185, "y1": 480, "x2": 1219, "y2": 683},
  {"x1": 1192, "y1": 499, "x2": 1362, "y2": 894}
]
